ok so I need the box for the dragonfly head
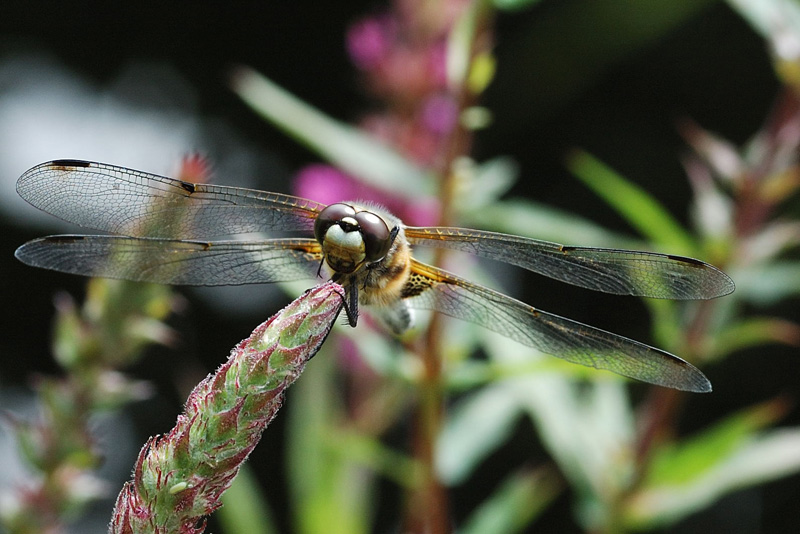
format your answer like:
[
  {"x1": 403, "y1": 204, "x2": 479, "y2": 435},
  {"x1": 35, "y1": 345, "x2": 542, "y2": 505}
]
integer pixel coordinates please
[{"x1": 315, "y1": 203, "x2": 394, "y2": 274}]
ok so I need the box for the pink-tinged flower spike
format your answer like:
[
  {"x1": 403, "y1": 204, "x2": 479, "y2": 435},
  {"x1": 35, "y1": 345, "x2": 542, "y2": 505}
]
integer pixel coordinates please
[{"x1": 109, "y1": 282, "x2": 345, "y2": 534}]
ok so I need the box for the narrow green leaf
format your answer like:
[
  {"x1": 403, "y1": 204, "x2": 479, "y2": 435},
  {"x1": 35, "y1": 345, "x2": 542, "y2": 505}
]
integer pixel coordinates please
[
  {"x1": 566, "y1": 150, "x2": 696, "y2": 253},
  {"x1": 492, "y1": 0, "x2": 542, "y2": 11},
  {"x1": 333, "y1": 431, "x2": 420, "y2": 488},
  {"x1": 714, "y1": 317, "x2": 800, "y2": 357},
  {"x1": 627, "y1": 428, "x2": 800, "y2": 529},
  {"x1": 230, "y1": 66, "x2": 433, "y2": 196},
  {"x1": 447, "y1": 0, "x2": 491, "y2": 90},
  {"x1": 219, "y1": 465, "x2": 278, "y2": 534},
  {"x1": 645, "y1": 398, "x2": 789, "y2": 486},
  {"x1": 465, "y1": 198, "x2": 647, "y2": 249}
]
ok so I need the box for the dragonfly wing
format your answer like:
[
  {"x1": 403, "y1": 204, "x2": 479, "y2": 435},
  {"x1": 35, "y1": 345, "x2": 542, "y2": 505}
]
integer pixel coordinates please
[
  {"x1": 403, "y1": 259, "x2": 711, "y2": 392},
  {"x1": 17, "y1": 160, "x2": 325, "y2": 238},
  {"x1": 405, "y1": 227, "x2": 734, "y2": 300},
  {"x1": 15, "y1": 235, "x2": 322, "y2": 286}
]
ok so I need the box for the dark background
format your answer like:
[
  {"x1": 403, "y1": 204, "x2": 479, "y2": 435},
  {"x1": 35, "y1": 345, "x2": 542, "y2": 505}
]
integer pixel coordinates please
[{"x1": 0, "y1": 1, "x2": 796, "y2": 533}]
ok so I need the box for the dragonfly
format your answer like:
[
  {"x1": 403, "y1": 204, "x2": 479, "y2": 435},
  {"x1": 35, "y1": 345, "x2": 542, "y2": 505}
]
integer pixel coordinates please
[{"x1": 15, "y1": 160, "x2": 734, "y2": 392}]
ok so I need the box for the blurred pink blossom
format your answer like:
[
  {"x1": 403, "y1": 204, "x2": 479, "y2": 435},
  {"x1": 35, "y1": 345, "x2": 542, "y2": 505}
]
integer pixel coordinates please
[
  {"x1": 360, "y1": 113, "x2": 440, "y2": 165},
  {"x1": 293, "y1": 164, "x2": 440, "y2": 227},
  {"x1": 294, "y1": 0, "x2": 470, "y2": 230},
  {"x1": 347, "y1": 16, "x2": 394, "y2": 70},
  {"x1": 421, "y1": 93, "x2": 459, "y2": 135}
]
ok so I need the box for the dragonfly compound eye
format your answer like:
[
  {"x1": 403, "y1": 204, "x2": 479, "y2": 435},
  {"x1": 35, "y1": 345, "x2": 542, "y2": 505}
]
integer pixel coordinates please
[
  {"x1": 355, "y1": 210, "x2": 392, "y2": 262},
  {"x1": 314, "y1": 203, "x2": 357, "y2": 244}
]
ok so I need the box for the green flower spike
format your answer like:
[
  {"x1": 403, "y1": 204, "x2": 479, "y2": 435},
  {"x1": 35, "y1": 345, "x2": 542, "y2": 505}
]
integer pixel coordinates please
[{"x1": 109, "y1": 282, "x2": 345, "y2": 534}]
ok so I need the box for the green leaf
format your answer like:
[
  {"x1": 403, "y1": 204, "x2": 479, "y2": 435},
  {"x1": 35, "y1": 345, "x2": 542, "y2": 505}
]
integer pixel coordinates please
[
  {"x1": 333, "y1": 431, "x2": 419, "y2": 488},
  {"x1": 626, "y1": 399, "x2": 798, "y2": 528},
  {"x1": 219, "y1": 465, "x2": 278, "y2": 534},
  {"x1": 447, "y1": 0, "x2": 490, "y2": 90},
  {"x1": 627, "y1": 427, "x2": 800, "y2": 528},
  {"x1": 644, "y1": 298, "x2": 682, "y2": 354},
  {"x1": 492, "y1": 0, "x2": 542, "y2": 11},
  {"x1": 230, "y1": 67, "x2": 433, "y2": 196},
  {"x1": 646, "y1": 399, "x2": 788, "y2": 486},
  {"x1": 465, "y1": 198, "x2": 647, "y2": 249},
  {"x1": 566, "y1": 150, "x2": 697, "y2": 254},
  {"x1": 459, "y1": 467, "x2": 564, "y2": 534},
  {"x1": 714, "y1": 317, "x2": 800, "y2": 357}
]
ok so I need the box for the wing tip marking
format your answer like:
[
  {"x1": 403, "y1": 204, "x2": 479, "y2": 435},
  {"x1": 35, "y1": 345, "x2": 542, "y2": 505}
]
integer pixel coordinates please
[{"x1": 49, "y1": 159, "x2": 92, "y2": 169}]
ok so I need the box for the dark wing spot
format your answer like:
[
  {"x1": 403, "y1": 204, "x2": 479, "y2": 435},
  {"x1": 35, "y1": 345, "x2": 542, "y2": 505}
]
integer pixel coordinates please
[
  {"x1": 50, "y1": 159, "x2": 91, "y2": 168},
  {"x1": 180, "y1": 181, "x2": 197, "y2": 194},
  {"x1": 51, "y1": 235, "x2": 87, "y2": 243},
  {"x1": 667, "y1": 254, "x2": 704, "y2": 267}
]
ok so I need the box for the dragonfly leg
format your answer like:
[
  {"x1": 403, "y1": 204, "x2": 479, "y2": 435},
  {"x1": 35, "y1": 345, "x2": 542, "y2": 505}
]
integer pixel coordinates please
[
  {"x1": 343, "y1": 275, "x2": 359, "y2": 327},
  {"x1": 315, "y1": 256, "x2": 326, "y2": 278}
]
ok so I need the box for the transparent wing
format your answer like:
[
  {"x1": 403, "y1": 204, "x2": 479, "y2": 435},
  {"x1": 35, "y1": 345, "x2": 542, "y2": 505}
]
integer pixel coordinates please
[
  {"x1": 17, "y1": 160, "x2": 326, "y2": 239},
  {"x1": 14, "y1": 235, "x2": 322, "y2": 286},
  {"x1": 405, "y1": 226, "x2": 734, "y2": 300},
  {"x1": 404, "y1": 259, "x2": 711, "y2": 392}
]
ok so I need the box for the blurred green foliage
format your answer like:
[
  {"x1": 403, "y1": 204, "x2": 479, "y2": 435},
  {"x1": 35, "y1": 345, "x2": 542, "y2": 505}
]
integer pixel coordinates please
[{"x1": 5, "y1": 0, "x2": 799, "y2": 533}]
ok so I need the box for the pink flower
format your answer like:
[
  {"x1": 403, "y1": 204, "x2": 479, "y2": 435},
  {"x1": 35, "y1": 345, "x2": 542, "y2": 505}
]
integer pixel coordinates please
[
  {"x1": 421, "y1": 94, "x2": 459, "y2": 136},
  {"x1": 293, "y1": 164, "x2": 440, "y2": 227},
  {"x1": 426, "y1": 41, "x2": 449, "y2": 88},
  {"x1": 293, "y1": 164, "x2": 364, "y2": 206},
  {"x1": 347, "y1": 16, "x2": 394, "y2": 70}
]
